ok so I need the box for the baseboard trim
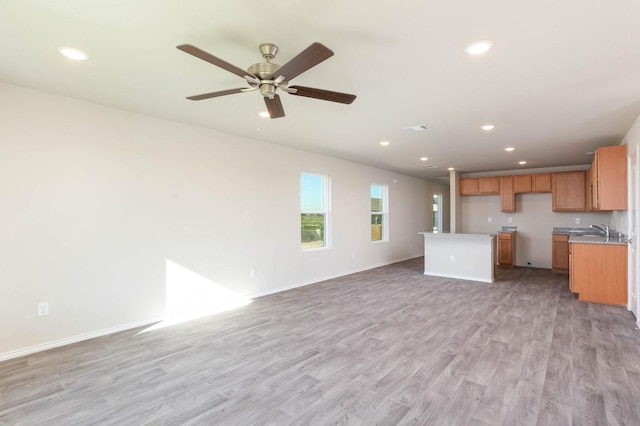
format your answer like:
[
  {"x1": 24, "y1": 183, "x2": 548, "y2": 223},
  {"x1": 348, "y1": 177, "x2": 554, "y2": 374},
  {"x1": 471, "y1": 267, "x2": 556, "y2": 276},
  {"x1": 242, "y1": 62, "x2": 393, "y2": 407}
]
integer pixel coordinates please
[
  {"x1": 0, "y1": 316, "x2": 164, "y2": 363},
  {"x1": 248, "y1": 254, "x2": 422, "y2": 299}
]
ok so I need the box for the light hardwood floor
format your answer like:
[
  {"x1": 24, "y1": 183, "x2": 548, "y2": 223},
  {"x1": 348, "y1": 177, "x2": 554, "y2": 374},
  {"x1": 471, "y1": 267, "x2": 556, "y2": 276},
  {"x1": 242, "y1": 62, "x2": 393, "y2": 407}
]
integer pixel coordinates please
[{"x1": 2, "y1": 258, "x2": 640, "y2": 425}]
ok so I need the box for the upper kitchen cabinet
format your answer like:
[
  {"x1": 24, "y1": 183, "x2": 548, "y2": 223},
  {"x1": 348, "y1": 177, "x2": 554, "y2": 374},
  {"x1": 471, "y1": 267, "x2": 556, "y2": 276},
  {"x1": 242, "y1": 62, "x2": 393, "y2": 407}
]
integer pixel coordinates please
[
  {"x1": 552, "y1": 171, "x2": 586, "y2": 211},
  {"x1": 460, "y1": 178, "x2": 478, "y2": 195},
  {"x1": 478, "y1": 177, "x2": 500, "y2": 195},
  {"x1": 590, "y1": 145, "x2": 627, "y2": 211},
  {"x1": 514, "y1": 173, "x2": 550, "y2": 194},
  {"x1": 500, "y1": 176, "x2": 515, "y2": 212},
  {"x1": 514, "y1": 175, "x2": 531, "y2": 193},
  {"x1": 531, "y1": 173, "x2": 551, "y2": 192},
  {"x1": 460, "y1": 177, "x2": 500, "y2": 195}
]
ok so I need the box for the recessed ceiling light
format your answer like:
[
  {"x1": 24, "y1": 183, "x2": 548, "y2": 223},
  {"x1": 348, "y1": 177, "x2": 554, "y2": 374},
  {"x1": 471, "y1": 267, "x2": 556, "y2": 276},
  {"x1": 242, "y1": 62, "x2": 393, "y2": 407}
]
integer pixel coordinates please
[
  {"x1": 465, "y1": 40, "x2": 494, "y2": 55},
  {"x1": 518, "y1": 161, "x2": 527, "y2": 165},
  {"x1": 379, "y1": 141, "x2": 390, "y2": 146},
  {"x1": 404, "y1": 124, "x2": 431, "y2": 132},
  {"x1": 504, "y1": 147, "x2": 515, "y2": 152},
  {"x1": 258, "y1": 111, "x2": 270, "y2": 118},
  {"x1": 58, "y1": 47, "x2": 89, "y2": 61},
  {"x1": 420, "y1": 157, "x2": 429, "y2": 161},
  {"x1": 448, "y1": 167, "x2": 455, "y2": 171},
  {"x1": 481, "y1": 124, "x2": 495, "y2": 131}
]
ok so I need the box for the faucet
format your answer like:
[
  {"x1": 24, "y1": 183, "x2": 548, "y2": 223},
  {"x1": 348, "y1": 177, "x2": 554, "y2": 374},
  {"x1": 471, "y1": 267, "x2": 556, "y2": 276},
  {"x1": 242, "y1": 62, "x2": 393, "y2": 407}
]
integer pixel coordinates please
[{"x1": 590, "y1": 224, "x2": 610, "y2": 238}]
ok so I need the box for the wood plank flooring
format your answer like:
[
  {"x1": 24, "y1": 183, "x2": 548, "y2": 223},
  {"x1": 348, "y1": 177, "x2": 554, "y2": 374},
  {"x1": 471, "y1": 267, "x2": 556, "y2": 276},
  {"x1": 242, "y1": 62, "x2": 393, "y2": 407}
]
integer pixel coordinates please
[{"x1": 2, "y1": 258, "x2": 640, "y2": 425}]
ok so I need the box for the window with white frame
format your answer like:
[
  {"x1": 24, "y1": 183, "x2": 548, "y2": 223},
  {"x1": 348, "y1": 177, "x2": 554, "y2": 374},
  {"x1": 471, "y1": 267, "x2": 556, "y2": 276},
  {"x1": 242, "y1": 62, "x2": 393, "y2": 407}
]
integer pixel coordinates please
[
  {"x1": 371, "y1": 184, "x2": 388, "y2": 241},
  {"x1": 300, "y1": 172, "x2": 330, "y2": 249}
]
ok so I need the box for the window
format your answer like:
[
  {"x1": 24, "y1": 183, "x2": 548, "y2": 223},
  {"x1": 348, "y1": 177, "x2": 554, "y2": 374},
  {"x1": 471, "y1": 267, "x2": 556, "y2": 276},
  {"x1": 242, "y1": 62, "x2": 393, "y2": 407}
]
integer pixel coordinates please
[
  {"x1": 433, "y1": 193, "x2": 442, "y2": 233},
  {"x1": 300, "y1": 172, "x2": 329, "y2": 249},
  {"x1": 371, "y1": 184, "x2": 388, "y2": 241}
]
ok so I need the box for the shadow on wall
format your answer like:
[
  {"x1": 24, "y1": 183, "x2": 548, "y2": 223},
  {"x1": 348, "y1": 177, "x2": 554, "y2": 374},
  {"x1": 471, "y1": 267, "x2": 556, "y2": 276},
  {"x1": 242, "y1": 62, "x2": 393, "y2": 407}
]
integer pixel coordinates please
[{"x1": 142, "y1": 260, "x2": 252, "y2": 332}]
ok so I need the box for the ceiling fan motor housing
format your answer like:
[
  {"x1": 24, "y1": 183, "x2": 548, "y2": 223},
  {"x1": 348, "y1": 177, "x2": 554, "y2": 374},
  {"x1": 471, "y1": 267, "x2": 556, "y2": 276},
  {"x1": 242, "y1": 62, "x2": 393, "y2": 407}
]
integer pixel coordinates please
[{"x1": 247, "y1": 61, "x2": 280, "y2": 81}]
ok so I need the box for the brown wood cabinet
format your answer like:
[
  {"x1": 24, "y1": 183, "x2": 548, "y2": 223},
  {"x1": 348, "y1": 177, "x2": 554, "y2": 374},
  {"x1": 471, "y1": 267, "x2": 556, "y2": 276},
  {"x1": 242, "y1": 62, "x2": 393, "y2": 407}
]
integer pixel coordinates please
[
  {"x1": 590, "y1": 145, "x2": 627, "y2": 211},
  {"x1": 500, "y1": 176, "x2": 515, "y2": 212},
  {"x1": 569, "y1": 242, "x2": 627, "y2": 306},
  {"x1": 552, "y1": 234, "x2": 569, "y2": 274},
  {"x1": 478, "y1": 177, "x2": 500, "y2": 195},
  {"x1": 586, "y1": 168, "x2": 593, "y2": 211},
  {"x1": 459, "y1": 178, "x2": 478, "y2": 195},
  {"x1": 552, "y1": 171, "x2": 586, "y2": 211},
  {"x1": 531, "y1": 173, "x2": 551, "y2": 192},
  {"x1": 497, "y1": 232, "x2": 516, "y2": 268},
  {"x1": 514, "y1": 175, "x2": 531, "y2": 193}
]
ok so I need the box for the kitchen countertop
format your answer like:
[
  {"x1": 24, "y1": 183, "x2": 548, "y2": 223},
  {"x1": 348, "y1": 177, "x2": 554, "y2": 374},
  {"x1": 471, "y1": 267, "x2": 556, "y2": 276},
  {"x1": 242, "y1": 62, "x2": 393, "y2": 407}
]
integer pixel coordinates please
[
  {"x1": 568, "y1": 234, "x2": 628, "y2": 245},
  {"x1": 554, "y1": 226, "x2": 628, "y2": 245},
  {"x1": 552, "y1": 227, "x2": 603, "y2": 236}
]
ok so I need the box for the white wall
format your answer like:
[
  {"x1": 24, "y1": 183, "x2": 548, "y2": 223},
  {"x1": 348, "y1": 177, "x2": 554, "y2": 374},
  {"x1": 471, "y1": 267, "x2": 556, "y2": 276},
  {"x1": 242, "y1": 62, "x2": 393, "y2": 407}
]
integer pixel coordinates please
[
  {"x1": 461, "y1": 192, "x2": 612, "y2": 269},
  {"x1": 0, "y1": 82, "x2": 448, "y2": 358}
]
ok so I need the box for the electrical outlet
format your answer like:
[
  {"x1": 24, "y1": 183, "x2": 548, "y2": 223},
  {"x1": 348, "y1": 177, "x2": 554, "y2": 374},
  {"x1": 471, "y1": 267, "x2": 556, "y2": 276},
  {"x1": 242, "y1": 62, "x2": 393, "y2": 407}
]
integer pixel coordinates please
[
  {"x1": 488, "y1": 217, "x2": 493, "y2": 223},
  {"x1": 508, "y1": 217, "x2": 513, "y2": 223},
  {"x1": 352, "y1": 251, "x2": 357, "y2": 259},
  {"x1": 37, "y1": 302, "x2": 49, "y2": 317},
  {"x1": 449, "y1": 255, "x2": 455, "y2": 262},
  {"x1": 250, "y1": 268, "x2": 256, "y2": 278},
  {"x1": 575, "y1": 217, "x2": 581, "y2": 224}
]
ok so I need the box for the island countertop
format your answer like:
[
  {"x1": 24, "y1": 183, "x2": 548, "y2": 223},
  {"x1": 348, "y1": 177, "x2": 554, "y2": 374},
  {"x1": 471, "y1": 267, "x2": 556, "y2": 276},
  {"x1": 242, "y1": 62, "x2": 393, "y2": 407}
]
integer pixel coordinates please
[{"x1": 419, "y1": 232, "x2": 497, "y2": 239}]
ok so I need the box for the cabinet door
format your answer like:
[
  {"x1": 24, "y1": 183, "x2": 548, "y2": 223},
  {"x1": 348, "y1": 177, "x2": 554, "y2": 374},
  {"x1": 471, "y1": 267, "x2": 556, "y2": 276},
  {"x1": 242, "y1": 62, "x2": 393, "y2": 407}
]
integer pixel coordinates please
[
  {"x1": 478, "y1": 177, "x2": 500, "y2": 195},
  {"x1": 585, "y1": 168, "x2": 593, "y2": 211},
  {"x1": 498, "y1": 234, "x2": 513, "y2": 266},
  {"x1": 569, "y1": 243, "x2": 575, "y2": 292},
  {"x1": 460, "y1": 178, "x2": 478, "y2": 195},
  {"x1": 591, "y1": 152, "x2": 599, "y2": 210},
  {"x1": 552, "y1": 234, "x2": 569, "y2": 273},
  {"x1": 500, "y1": 176, "x2": 515, "y2": 212},
  {"x1": 532, "y1": 174, "x2": 551, "y2": 192},
  {"x1": 571, "y1": 243, "x2": 627, "y2": 305},
  {"x1": 552, "y1": 171, "x2": 586, "y2": 211},
  {"x1": 595, "y1": 145, "x2": 627, "y2": 211},
  {"x1": 514, "y1": 175, "x2": 532, "y2": 193}
]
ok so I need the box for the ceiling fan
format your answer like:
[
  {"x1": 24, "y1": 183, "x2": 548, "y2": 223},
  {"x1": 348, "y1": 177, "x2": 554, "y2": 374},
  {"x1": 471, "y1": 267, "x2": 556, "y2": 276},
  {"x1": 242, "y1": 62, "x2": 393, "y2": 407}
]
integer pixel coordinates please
[{"x1": 176, "y1": 42, "x2": 356, "y2": 119}]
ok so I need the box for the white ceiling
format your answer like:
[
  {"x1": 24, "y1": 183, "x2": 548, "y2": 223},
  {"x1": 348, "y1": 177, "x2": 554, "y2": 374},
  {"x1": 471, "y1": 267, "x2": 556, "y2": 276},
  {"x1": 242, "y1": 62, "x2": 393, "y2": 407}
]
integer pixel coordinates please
[{"x1": 2, "y1": 1, "x2": 640, "y2": 181}]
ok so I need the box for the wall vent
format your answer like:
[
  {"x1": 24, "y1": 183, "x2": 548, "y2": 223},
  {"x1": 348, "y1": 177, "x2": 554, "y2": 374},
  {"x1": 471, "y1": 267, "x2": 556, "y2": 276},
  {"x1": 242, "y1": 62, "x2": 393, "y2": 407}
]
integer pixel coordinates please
[{"x1": 404, "y1": 124, "x2": 431, "y2": 132}]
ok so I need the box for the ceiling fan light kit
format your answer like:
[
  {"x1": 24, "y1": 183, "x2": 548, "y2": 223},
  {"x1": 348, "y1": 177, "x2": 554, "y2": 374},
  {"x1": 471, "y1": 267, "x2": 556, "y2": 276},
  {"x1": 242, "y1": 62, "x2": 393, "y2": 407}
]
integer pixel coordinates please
[{"x1": 177, "y1": 42, "x2": 356, "y2": 118}]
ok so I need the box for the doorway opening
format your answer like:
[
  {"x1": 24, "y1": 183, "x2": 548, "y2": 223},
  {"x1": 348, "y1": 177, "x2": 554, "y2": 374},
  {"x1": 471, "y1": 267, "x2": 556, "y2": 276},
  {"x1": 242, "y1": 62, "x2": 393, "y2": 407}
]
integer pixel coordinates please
[{"x1": 433, "y1": 193, "x2": 442, "y2": 233}]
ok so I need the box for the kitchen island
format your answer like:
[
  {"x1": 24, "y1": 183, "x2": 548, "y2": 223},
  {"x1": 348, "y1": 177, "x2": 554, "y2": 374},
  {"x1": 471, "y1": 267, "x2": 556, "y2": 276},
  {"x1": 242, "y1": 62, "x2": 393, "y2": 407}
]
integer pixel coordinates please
[{"x1": 419, "y1": 232, "x2": 497, "y2": 283}]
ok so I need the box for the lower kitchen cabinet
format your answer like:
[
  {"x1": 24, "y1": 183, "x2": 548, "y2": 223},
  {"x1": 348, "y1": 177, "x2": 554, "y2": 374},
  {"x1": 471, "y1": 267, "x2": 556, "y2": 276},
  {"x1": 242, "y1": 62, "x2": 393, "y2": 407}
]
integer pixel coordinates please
[
  {"x1": 497, "y1": 232, "x2": 516, "y2": 268},
  {"x1": 569, "y1": 242, "x2": 627, "y2": 306},
  {"x1": 552, "y1": 234, "x2": 569, "y2": 274}
]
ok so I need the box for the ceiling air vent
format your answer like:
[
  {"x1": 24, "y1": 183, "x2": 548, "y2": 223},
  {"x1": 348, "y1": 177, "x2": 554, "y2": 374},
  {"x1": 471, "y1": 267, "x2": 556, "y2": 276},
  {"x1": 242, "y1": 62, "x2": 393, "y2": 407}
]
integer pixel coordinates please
[
  {"x1": 423, "y1": 164, "x2": 438, "y2": 168},
  {"x1": 404, "y1": 124, "x2": 431, "y2": 132}
]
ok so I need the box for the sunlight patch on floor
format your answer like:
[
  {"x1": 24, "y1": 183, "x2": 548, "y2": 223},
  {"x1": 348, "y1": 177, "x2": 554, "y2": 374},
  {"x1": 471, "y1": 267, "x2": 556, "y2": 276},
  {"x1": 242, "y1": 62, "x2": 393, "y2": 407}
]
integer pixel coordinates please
[{"x1": 143, "y1": 260, "x2": 252, "y2": 332}]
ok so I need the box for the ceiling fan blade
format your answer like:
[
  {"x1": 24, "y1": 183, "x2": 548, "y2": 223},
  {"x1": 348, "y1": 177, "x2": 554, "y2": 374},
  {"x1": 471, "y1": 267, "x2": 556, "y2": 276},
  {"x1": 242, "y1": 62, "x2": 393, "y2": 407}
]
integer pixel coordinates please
[
  {"x1": 186, "y1": 88, "x2": 248, "y2": 101},
  {"x1": 177, "y1": 44, "x2": 255, "y2": 80},
  {"x1": 288, "y1": 86, "x2": 356, "y2": 104},
  {"x1": 264, "y1": 95, "x2": 285, "y2": 118},
  {"x1": 275, "y1": 42, "x2": 334, "y2": 81}
]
